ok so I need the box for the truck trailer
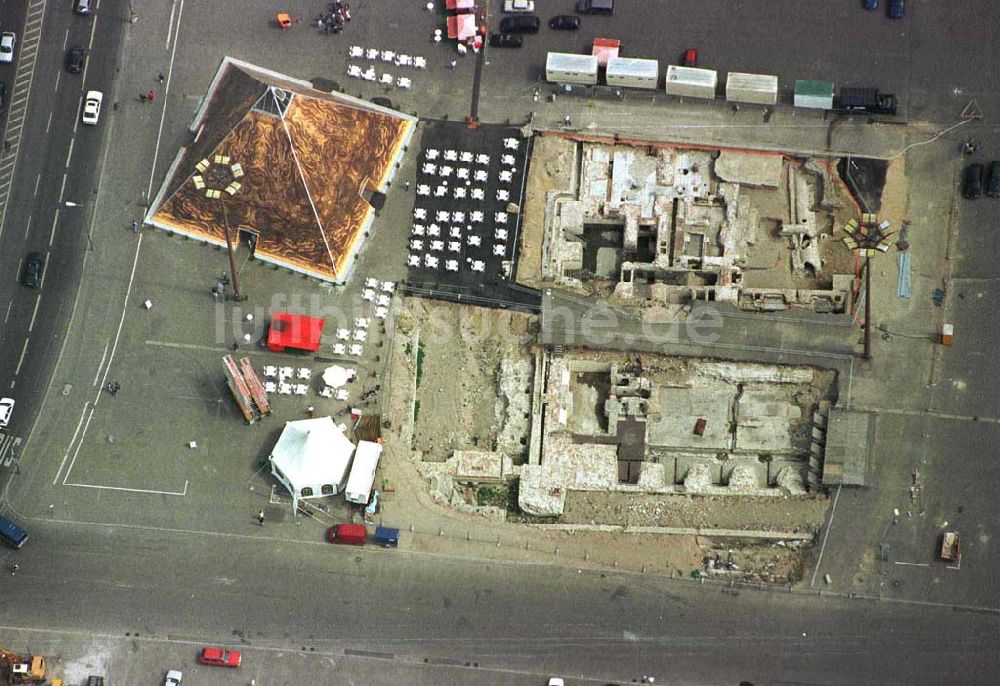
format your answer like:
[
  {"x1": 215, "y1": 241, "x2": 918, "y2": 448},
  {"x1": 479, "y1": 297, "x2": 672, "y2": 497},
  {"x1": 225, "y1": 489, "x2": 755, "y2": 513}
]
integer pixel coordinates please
[
  {"x1": 836, "y1": 87, "x2": 897, "y2": 115},
  {"x1": 605, "y1": 57, "x2": 659, "y2": 90},
  {"x1": 545, "y1": 52, "x2": 599, "y2": 85},
  {"x1": 664, "y1": 65, "x2": 717, "y2": 99},
  {"x1": 344, "y1": 440, "x2": 383, "y2": 505},
  {"x1": 726, "y1": 72, "x2": 778, "y2": 105}
]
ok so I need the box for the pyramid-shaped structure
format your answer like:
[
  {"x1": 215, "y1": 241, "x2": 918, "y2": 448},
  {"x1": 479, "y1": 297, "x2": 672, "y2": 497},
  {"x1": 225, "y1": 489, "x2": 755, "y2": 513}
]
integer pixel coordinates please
[{"x1": 147, "y1": 58, "x2": 416, "y2": 282}]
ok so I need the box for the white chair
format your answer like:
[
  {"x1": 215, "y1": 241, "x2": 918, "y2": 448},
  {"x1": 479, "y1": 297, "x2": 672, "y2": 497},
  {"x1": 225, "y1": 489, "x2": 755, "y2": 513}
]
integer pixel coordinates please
[
  {"x1": 396, "y1": 54, "x2": 413, "y2": 67},
  {"x1": 448, "y1": 241, "x2": 461, "y2": 253},
  {"x1": 349, "y1": 344, "x2": 364, "y2": 356},
  {"x1": 412, "y1": 224, "x2": 425, "y2": 236},
  {"x1": 499, "y1": 170, "x2": 513, "y2": 182},
  {"x1": 319, "y1": 387, "x2": 334, "y2": 398},
  {"x1": 434, "y1": 185, "x2": 448, "y2": 197},
  {"x1": 459, "y1": 151, "x2": 474, "y2": 163},
  {"x1": 436, "y1": 210, "x2": 450, "y2": 223},
  {"x1": 471, "y1": 210, "x2": 484, "y2": 223},
  {"x1": 264, "y1": 381, "x2": 277, "y2": 393},
  {"x1": 444, "y1": 149, "x2": 458, "y2": 161},
  {"x1": 279, "y1": 366, "x2": 294, "y2": 379},
  {"x1": 495, "y1": 212, "x2": 508, "y2": 224},
  {"x1": 353, "y1": 329, "x2": 368, "y2": 342},
  {"x1": 413, "y1": 56, "x2": 427, "y2": 69},
  {"x1": 502, "y1": 155, "x2": 517, "y2": 166},
  {"x1": 294, "y1": 384, "x2": 309, "y2": 396},
  {"x1": 379, "y1": 73, "x2": 393, "y2": 85},
  {"x1": 365, "y1": 277, "x2": 379, "y2": 288},
  {"x1": 362, "y1": 68, "x2": 377, "y2": 82},
  {"x1": 468, "y1": 235, "x2": 482, "y2": 247},
  {"x1": 414, "y1": 207, "x2": 427, "y2": 220},
  {"x1": 476, "y1": 153, "x2": 490, "y2": 165},
  {"x1": 375, "y1": 306, "x2": 388, "y2": 319},
  {"x1": 450, "y1": 226, "x2": 462, "y2": 239},
  {"x1": 408, "y1": 254, "x2": 420, "y2": 267},
  {"x1": 349, "y1": 46, "x2": 364, "y2": 58},
  {"x1": 362, "y1": 288, "x2": 376, "y2": 302},
  {"x1": 356, "y1": 317, "x2": 370, "y2": 329},
  {"x1": 456, "y1": 167, "x2": 470, "y2": 180},
  {"x1": 504, "y1": 137, "x2": 519, "y2": 149},
  {"x1": 336, "y1": 389, "x2": 350, "y2": 401},
  {"x1": 497, "y1": 189, "x2": 510, "y2": 202},
  {"x1": 417, "y1": 184, "x2": 431, "y2": 196},
  {"x1": 439, "y1": 165, "x2": 453, "y2": 177},
  {"x1": 453, "y1": 187, "x2": 467, "y2": 199},
  {"x1": 377, "y1": 294, "x2": 391, "y2": 307},
  {"x1": 425, "y1": 148, "x2": 439, "y2": 160},
  {"x1": 494, "y1": 243, "x2": 506, "y2": 256},
  {"x1": 422, "y1": 163, "x2": 436, "y2": 174},
  {"x1": 495, "y1": 228, "x2": 508, "y2": 240},
  {"x1": 427, "y1": 223, "x2": 441, "y2": 237},
  {"x1": 333, "y1": 343, "x2": 347, "y2": 355},
  {"x1": 471, "y1": 188, "x2": 485, "y2": 201},
  {"x1": 380, "y1": 50, "x2": 396, "y2": 62},
  {"x1": 336, "y1": 328, "x2": 350, "y2": 340},
  {"x1": 452, "y1": 211, "x2": 465, "y2": 223},
  {"x1": 474, "y1": 170, "x2": 488, "y2": 182},
  {"x1": 347, "y1": 65, "x2": 363, "y2": 78},
  {"x1": 425, "y1": 254, "x2": 438, "y2": 269},
  {"x1": 471, "y1": 260, "x2": 486, "y2": 272},
  {"x1": 263, "y1": 365, "x2": 278, "y2": 378},
  {"x1": 410, "y1": 239, "x2": 424, "y2": 251},
  {"x1": 278, "y1": 383, "x2": 293, "y2": 395},
  {"x1": 366, "y1": 48, "x2": 379, "y2": 60},
  {"x1": 297, "y1": 368, "x2": 311, "y2": 380},
  {"x1": 446, "y1": 260, "x2": 459, "y2": 272},
  {"x1": 430, "y1": 240, "x2": 444, "y2": 252},
  {"x1": 397, "y1": 77, "x2": 412, "y2": 89},
  {"x1": 381, "y1": 281, "x2": 395, "y2": 293}
]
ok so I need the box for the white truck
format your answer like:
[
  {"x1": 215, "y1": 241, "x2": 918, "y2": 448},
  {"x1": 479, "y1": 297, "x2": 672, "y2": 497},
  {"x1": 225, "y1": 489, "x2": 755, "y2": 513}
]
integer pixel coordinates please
[{"x1": 345, "y1": 440, "x2": 383, "y2": 505}]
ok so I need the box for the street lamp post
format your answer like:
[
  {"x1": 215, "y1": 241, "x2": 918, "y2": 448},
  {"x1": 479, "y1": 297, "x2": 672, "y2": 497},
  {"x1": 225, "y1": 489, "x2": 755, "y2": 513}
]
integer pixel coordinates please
[
  {"x1": 193, "y1": 156, "x2": 246, "y2": 301},
  {"x1": 842, "y1": 213, "x2": 893, "y2": 361}
]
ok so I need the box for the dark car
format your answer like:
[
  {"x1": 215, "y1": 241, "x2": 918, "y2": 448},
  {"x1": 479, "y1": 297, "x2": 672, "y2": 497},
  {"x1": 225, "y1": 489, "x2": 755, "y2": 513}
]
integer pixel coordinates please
[
  {"x1": 0, "y1": 82, "x2": 6, "y2": 114},
  {"x1": 963, "y1": 164, "x2": 984, "y2": 200},
  {"x1": 21, "y1": 252, "x2": 45, "y2": 288},
  {"x1": 65, "y1": 46, "x2": 85, "y2": 73},
  {"x1": 488, "y1": 32, "x2": 523, "y2": 47},
  {"x1": 499, "y1": 15, "x2": 540, "y2": 33},
  {"x1": 682, "y1": 48, "x2": 698, "y2": 67},
  {"x1": 548, "y1": 15, "x2": 581, "y2": 30},
  {"x1": 887, "y1": 0, "x2": 904, "y2": 18},
  {"x1": 863, "y1": 0, "x2": 878, "y2": 9},
  {"x1": 576, "y1": 0, "x2": 613, "y2": 15},
  {"x1": 987, "y1": 162, "x2": 1000, "y2": 198}
]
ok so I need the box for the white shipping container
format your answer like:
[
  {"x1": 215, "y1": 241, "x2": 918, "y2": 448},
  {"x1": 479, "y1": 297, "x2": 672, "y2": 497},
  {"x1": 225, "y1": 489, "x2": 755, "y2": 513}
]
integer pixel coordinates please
[
  {"x1": 606, "y1": 57, "x2": 659, "y2": 90},
  {"x1": 546, "y1": 52, "x2": 599, "y2": 85},
  {"x1": 726, "y1": 72, "x2": 778, "y2": 105},
  {"x1": 344, "y1": 440, "x2": 383, "y2": 505},
  {"x1": 664, "y1": 65, "x2": 717, "y2": 99}
]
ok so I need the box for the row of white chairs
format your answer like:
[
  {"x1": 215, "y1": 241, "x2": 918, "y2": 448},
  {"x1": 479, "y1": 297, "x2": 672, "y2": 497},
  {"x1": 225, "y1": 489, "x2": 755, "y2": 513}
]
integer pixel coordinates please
[
  {"x1": 346, "y1": 66, "x2": 412, "y2": 88},
  {"x1": 348, "y1": 46, "x2": 427, "y2": 68}
]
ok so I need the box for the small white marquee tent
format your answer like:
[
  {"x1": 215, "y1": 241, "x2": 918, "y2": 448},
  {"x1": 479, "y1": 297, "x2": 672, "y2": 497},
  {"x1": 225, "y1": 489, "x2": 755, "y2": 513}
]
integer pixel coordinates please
[{"x1": 269, "y1": 417, "x2": 355, "y2": 511}]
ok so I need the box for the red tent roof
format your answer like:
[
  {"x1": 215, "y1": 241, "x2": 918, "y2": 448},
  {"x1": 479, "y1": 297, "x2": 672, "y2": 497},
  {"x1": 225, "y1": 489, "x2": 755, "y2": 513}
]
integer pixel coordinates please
[
  {"x1": 446, "y1": 0, "x2": 475, "y2": 11},
  {"x1": 592, "y1": 37, "x2": 621, "y2": 67},
  {"x1": 267, "y1": 313, "x2": 325, "y2": 352},
  {"x1": 447, "y1": 13, "x2": 477, "y2": 40}
]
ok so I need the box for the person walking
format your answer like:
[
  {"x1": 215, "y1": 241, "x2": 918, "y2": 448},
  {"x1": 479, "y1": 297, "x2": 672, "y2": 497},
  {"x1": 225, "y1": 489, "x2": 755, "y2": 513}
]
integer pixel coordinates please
[
  {"x1": 257, "y1": 510, "x2": 265, "y2": 526},
  {"x1": 449, "y1": 60, "x2": 457, "y2": 70},
  {"x1": 158, "y1": 72, "x2": 165, "y2": 84},
  {"x1": 10, "y1": 563, "x2": 18, "y2": 576},
  {"x1": 147, "y1": 90, "x2": 156, "y2": 103}
]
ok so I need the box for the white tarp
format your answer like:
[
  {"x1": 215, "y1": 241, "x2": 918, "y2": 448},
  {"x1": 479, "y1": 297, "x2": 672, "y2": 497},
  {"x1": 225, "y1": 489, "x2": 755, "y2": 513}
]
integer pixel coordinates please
[{"x1": 269, "y1": 417, "x2": 355, "y2": 509}]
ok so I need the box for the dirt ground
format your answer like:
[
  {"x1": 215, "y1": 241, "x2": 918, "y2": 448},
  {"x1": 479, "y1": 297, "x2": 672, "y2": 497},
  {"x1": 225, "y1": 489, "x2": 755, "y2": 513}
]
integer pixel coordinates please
[
  {"x1": 401, "y1": 298, "x2": 535, "y2": 462},
  {"x1": 561, "y1": 491, "x2": 830, "y2": 534}
]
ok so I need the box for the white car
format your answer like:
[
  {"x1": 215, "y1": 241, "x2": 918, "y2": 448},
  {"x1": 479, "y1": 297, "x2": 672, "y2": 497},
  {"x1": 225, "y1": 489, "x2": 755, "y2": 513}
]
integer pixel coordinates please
[
  {"x1": 504, "y1": 0, "x2": 535, "y2": 12},
  {"x1": 82, "y1": 90, "x2": 103, "y2": 125},
  {"x1": 0, "y1": 398, "x2": 13, "y2": 428},
  {"x1": 0, "y1": 33, "x2": 15, "y2": 64},
  {"x1": 163, "y1": 670, "x2": 182, "y2": 686},
  {"x1": 547, "y1": 679, "x2": 565, "y2": 686}
]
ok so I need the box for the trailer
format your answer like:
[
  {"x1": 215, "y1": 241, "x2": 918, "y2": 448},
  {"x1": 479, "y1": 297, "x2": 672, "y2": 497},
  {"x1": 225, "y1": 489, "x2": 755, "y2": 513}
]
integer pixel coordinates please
[
  {"x1": 836, "y1": 87, "x2": 897, "y2": 115},
  {"x1": 794, "y1": 79, "x2": 834, "y2": 110},
  {"x1": 726, "y1": 72, "x2": 778, "y2": 105},
  {"x1": 546, "y1": 52, "x2": 599, "y2": 85},
  {"x1": 344, "y1": 440, "x2": 383, "y2": 505},
  {"x1": 664, "y1": 65, "x2": 717, "y2": 99},
  {"x1": 940, "y1": 531, "x2": 961, "y2": 562},
  {"x1": 605, "y1": 57, "x2": 659, "y2": 90}
]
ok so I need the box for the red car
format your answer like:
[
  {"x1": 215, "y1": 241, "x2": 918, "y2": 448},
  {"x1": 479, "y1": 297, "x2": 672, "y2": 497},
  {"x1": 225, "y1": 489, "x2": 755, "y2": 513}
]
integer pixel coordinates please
[
  {"x1": 682, "y1": 48, "x2": 698, "y2": 67},
  {"x1": 198, "y1": 647, "x2": 241, "y2": 668}
]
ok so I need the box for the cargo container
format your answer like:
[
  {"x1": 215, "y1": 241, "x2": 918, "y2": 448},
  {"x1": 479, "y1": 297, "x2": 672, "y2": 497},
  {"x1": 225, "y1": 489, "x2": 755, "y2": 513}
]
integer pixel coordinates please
[
  {"x1": 545, "y1": 52, "x2": 599, "y2": 85},
  {"x1": 345, "y1": 440, "x2": 383, "y2": 505},
  {"x1": 836, "y1": 87, "x2": 897, "y2": 115},
  {"x1": 725, "y1": 72, "x2": 778, "y2": 105},
  {"x1": 605, "y1": 57, "x2": 659, "y2": 90},
  {"x1": 374, "y1": 526, "x2": 400, "y2": 547},
  {"x1": 794, "y1": 80, "x2": 834, "y2": 110},
  {"x1": 326, "y1": 523, "x2": 367, "y2": 545},
  {"x1": 664, "y1": 65, "x2": 717, "y2": 99}
]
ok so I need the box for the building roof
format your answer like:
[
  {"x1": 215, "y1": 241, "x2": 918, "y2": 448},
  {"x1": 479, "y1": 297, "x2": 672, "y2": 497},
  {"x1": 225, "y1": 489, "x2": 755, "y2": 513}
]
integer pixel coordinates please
[
  {"x1": 266, "y1": 313, "x2": 325, "y2": 352},
  {"x1": 270, "y1": 417, "x2": 355, "y2": 490},
  {"x1": 822, "y1": 408, "x2": 875, "y2": 487},
  {"x1": 147, "y1": 58, "x2": 416, "y2": 282}
]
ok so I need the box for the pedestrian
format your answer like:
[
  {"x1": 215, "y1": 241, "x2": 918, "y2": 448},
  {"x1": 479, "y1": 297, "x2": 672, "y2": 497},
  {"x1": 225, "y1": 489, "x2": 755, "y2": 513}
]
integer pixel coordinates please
[
  {"x1": 563, "y1": 114, "x2": 571, "y2": 126},
  {"x1": 10, "y1": 563, "x2": 18, "y2": 575},
  {"x1": 257, "y1": 509, "x2": 265, "y2": 526},
  {"x1": 147, "y1": 90, "x2": 156, "y2": 103},
  {"x1": 232, "y1": 342, "x2": 239, "y2": 351},
  {"x1": 307, "y1": 405, "x2": 315, "y2": 417},
  {"x1": 158, "y1": 72, "x2": 164, "y2": 84},
  {"x1": 450, "y1": 60, "x2": 457, "y2": 70},
  {"x1": 404, "y1": 180, "x2": 410, "y2": 191},
  {"x1": 139, "y1": 92, "x2": 147, "y2": 103},
  {"x1": 3, "y1": 140, "x2": 10, "y2": 152},
  {"x1": 131, "y1": 219, "x2": 139, "y2": 233}
]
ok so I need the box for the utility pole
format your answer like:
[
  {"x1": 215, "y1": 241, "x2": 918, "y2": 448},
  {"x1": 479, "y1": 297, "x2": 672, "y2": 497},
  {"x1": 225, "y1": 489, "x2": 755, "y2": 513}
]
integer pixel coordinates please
[{"x1": 221, "y1": 201, "x2": 243, "y2": 302}]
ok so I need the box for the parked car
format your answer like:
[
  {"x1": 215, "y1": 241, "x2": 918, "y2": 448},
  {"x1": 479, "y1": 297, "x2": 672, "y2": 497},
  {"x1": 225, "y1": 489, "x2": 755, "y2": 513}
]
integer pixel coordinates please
[
  {"x1": 576, "y1": 0, "x2": 614, "y2": 15},
  {"x1": 503, "y1": 0, "x2": 534, "y2": 12},
  {"x1": 549, "y1": 15, "x2": 581, "y2": 30},
  {"x1": 499, "y1": 15, "x2": 540, "y2": 33},
  {"x1": 962, "y1": 163, "x2": 984, "y2": 200},
  {"x1": 0, "y1": 33, "x2": 16, "y2": 64},
  {"x1": 987, "y1": 162, "x2": 1000, "y2": 198},
  {"x1": 74, "y1": 0, "x2": 92, "y2": 15},
  {"x1": 163, "y1": 670, "x2": 182, "y2": 686},
  {"x1": 863, "y1": 0, "x2": 878, "y2": 9},
  {"x1": 0, "y1": 82, "x2": 7, "y2": 114},
  {"x1": 21, "y1": 252, "x2": 45, "y2": 288},
  {"x1": 488, "y1": 32, "x2": 523, "y2": 48},
  {"x1": 326, "y1": 523, "x2": 367, "y2": 545},
  {"x1": 65, "y1": 46, "x2": 85, "y2": 73},
  {"x1": 82, "y1": 90, "x2": 102, "y2": 125},
  {"x1": 887, "y1": 0, "x2": 904, "y2": 18},
  {"x1": 0, "y1": 397, "x2": 13, "y2": 429},
  {"x1": 682, "y1": 48, "x2": 698, "y2": 67},
  {"x1": 547, "y1": 679, "x2": 565, "y2": 686},
  {"x1": 199, "y1": 647, "x2": 242, "y2": 668}
]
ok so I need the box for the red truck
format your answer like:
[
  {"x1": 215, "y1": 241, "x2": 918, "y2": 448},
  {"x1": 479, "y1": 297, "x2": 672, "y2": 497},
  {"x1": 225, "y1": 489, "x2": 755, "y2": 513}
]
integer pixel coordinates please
[{"x1": 326, "y1": 523, "x2": 367, "y2": 545}]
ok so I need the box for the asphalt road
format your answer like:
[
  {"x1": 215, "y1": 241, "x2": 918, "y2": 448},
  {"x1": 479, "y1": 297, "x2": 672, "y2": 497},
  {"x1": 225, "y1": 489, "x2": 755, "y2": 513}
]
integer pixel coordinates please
[
  {"x1": 0, "y1": 0, "x2": 125, "y2": 452},
  {"x1": 2, "y1": 522, "x2": 998, "y2": 686}
]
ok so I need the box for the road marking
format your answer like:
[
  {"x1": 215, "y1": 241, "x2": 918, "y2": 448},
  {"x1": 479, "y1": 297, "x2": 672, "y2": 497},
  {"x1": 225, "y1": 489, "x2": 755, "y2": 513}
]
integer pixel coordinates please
[
  {"x1": 95, "y1": 233, "x2": 144, "y2": 406},
  {"x1": 3, "y1": 299, "x2": 11, "y2": 323},
  {"x1": 58, "y1": 172, "x2": 67, "y2": 202},
  {"x1": 45, "y1": 109, "x2": 52, "y2": 134},
  {"x1": 32, "y1": 173, "x2": 40, "y2": 196},
  {"x1": 22, "y1": 212, "x2": 31, "y2": 239},
  {"x1": 0, "y1": 435, "x2": 20, "y2": 466},
  {"x1": 61, "y1": 27, "x2": 68, "y2": 50},
  {"x1": 14, "y1": 337, "x2": 30, "y2": 376},
  {"x1": 60, "y1": 403, "x2": 94, "y2": 485},
  {"x1": 27, "y1": 293, "x2": 41, "y2": 332},
  {"x1": 144, "y1": 339, "x2": 265, "y2": 355},
  {"x1": 63, "y1": 480, "x2": 189, "y2": 497},
  {"x1": 65, "y1": 137, "x2": 75, "y2": 168},
  {"x1": 53, "y1": 403, "x2": 91, "y2": 485},
  {"x1": 93, "y1": 338, "x2": 110, "y2": 386},
  {"x1": 38, "y1": 250, "x2": 50, "y2": 288},
  {"x1": 809, "y1": 484, "x2": 841, "y2": 587},
  {"x1": 893, "y1": 561, "x2": 930, "y2": 567},
  {"x1": 48, "y1": 211, "x2": 58, "y2": 246}
]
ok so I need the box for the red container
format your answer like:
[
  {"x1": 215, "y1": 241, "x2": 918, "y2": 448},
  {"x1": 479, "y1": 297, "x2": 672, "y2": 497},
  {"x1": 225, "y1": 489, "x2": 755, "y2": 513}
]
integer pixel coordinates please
[{"x1": 327, "y1": 523, "x2": 367, "y2": 545}]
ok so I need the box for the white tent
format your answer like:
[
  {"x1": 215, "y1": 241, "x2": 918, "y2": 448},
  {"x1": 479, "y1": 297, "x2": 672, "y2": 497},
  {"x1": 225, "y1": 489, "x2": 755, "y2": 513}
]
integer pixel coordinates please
[{"x1": 269, "y1": 417, "x2": 355, "y2": 511}]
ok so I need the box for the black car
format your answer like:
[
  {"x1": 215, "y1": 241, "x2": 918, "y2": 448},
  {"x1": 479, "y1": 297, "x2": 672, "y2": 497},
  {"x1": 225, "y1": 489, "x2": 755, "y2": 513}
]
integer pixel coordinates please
[
  {"x1": 499, "y1": 15, "x2": 540, "y2": 33},
  {"x1": 962, "y1": 163, "x2": 984, "y2": 200},
  {"x1": 65, "y1": 46, "x2": 85, "y2": 74},
  {"x1": 0, "y1": 82, "x2": 6, "y2": 114},
  {"x1": 549, "y1": 15, "x2": 581, "y2": 30},
  {"x1": 577, "y1": 0, "x2": 614, "y2": 15},
  {"x1": 987, "y1": 162, "x2": 1000, "y2": 198},
  {"x1": 887, "y1": 0, "x2": 904, "y2": 19},
  {"x1": 21, "y1": 252, "x2": 45, "y2": 288},
  {"x1": 488, "y1": 32, "x2": 523, "y2": 47}
]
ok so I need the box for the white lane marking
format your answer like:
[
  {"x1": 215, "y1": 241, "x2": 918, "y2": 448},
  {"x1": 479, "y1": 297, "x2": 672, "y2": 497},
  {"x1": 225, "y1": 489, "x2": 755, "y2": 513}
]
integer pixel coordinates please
[
  {"x1": 38, "y1": 250, "x2": 50, "y2": 288},
  {"x1": 27, "y1": 293, "x2": 41, "y2": 332},
  {"x1": 61, "y1": 27, "x2": 68, "y2": 50},
  {"x1": 58, "y1": 172, "x2": 67, "y2": 202},
  {"x1": 14, "y1": 256, "x2": 23, "y2": 280},
  {"x1": 147, "y1": 0, "x2": 185, "y2": 202},
  {"x1": 65, "y1": 137, "x2": 75, "y2": 168},
  {"x1": 93, "y1": 338, "x2": 110, "y2": 386},
  {"x1": 32, "y1": 173, "x2": 40, "y2": 196},
  {"x1": 61, "y1": 403, "x2": 94, "y2": 485},
  {"x1": 14, "y1": 337, "x2": 30, "y2": 376},
  {"x1": 893, "y1": 562, "x2": 931, "y2": 567},
  {"x1": 63, "y1": 480, "x2": 189, "y2": 497},
  {"x1": 45, "y1": 109, "x2": 52, "y2": 134},
  {"x1": 95, "y1": 233, "x2": 143, "y2": 406},
  {"x1": 22, "y1": 213, "x2": 31, "y2": 240},
  {"x1": 166, "y1": 1, "x2": 177, "y2": 47},
  {"x1": 3, "y1": 299, "x2": 12, "y2": 323},
  {"x1": 53, "y1": 402, "x2": 90, "y2": 485},
  {"x1": 48, "y1": 212, "x2": 58, "y2": 247},
  {"x1": 54, "y1": 68, "x2": 61, "y2": 92}
]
